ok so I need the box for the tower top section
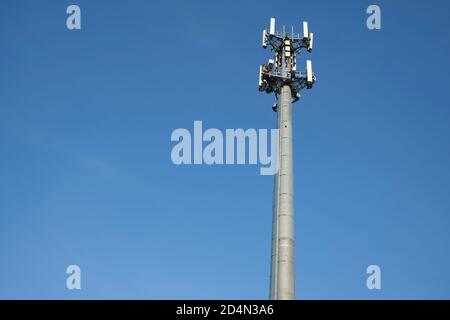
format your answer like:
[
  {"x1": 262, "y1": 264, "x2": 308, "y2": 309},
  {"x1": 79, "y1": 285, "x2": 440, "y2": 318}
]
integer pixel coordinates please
[{"x1": 258, "y1": 17, "x2": 316, "y2": 103}]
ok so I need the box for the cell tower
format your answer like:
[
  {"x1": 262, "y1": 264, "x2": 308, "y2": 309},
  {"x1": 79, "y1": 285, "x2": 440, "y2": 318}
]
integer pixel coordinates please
[{"x1": 258, "y1": 17, "x2": 316, "y2": 300}]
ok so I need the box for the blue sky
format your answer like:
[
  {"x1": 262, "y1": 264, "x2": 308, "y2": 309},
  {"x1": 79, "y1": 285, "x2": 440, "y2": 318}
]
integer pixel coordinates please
[{"x1": 1, "y1": 0, "x2": 450, "y2": 299}]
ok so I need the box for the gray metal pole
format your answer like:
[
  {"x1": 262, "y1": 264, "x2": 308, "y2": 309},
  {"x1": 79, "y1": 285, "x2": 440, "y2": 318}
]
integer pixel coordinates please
[
  {"x1": 275, "y1": 84, "x2": 295, "y2": 300},
  {"x1": 270, "y1": 47, "x2": 295, "y2": 300}
]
